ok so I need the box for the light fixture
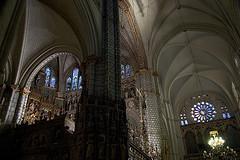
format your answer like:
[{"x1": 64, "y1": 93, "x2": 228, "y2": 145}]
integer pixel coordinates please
[
  {"x1": 203, "y1": 131, "x2": 237, "y2": 159},
  {"x1": 208, "y1": 131, "x2": 225, "y2": 149}
]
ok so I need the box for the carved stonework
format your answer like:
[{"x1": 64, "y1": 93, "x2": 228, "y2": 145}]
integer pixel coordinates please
[{"x1": 121, "y1": 74, "x2": 157, "y2": 159}]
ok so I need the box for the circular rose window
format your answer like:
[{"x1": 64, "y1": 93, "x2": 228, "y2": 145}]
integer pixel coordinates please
[{"x1": 191, "y1": 101, "x2": 216, "y2": 123}]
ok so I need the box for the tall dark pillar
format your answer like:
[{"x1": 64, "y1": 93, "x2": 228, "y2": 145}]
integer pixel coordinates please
[{"x1": 76, "y1": 0, "x2": 128, "y2": 160}]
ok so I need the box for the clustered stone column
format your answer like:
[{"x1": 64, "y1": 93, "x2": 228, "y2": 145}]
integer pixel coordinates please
[
  {"x1": 15, "y1": 87, "x2": 31, "y2": 124},
  {"x1": 164, "y1": 100, "x2": 182, "y2": 160},
  {"x1": 3, "y1": 85, "x2": 30, "y2": 125},
  {"x1": 0, "y1": 0, "x2": 24, "y2": 125},
  {"x1": 75, "y1": 0, "x2": 128, "y2": 160},
  {"x1": 4, "y1": 85, "x2": 21, "y2": 124}
]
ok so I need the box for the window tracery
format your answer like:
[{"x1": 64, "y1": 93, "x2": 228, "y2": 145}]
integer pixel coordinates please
[
  {"x1": 191, "y1": 101, "x2": 216, "y2": 123},
  {"x1": 66, "y1": 77, "x2": 72, "y2": 91},
  {"x1": 66, "y1": 68, "x2": 82, "y2": 91},
  {"x1": 45, "y1": 67, "x2": 51, "y2": 86},
  {"x1": 180, "y1": 94, "x2": 234, "y2": 127},
  {"x1": 180, "y1": 113, "x2": 188, "y2": 126},
  {"x1": 121, "y1": 64, "x2": 133, "y2": 79},
  {"x1": 221, "y1": 105, "x2": 231, "y2": 119},
  {"x1": 50, "y1": 77, "x2": 56, "y2": 88},
  {"x1": 44, "y1": 67, "x2": 56, "y2": 88}
]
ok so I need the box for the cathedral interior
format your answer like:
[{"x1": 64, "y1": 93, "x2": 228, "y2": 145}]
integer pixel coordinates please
[{"x1": 0, "y1": 0, "x2": 240, "y2": 160}]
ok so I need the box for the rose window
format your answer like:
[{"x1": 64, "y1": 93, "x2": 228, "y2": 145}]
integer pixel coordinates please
[{"x1": 191, "y1": 101, "x2": 216, "y2": 123}]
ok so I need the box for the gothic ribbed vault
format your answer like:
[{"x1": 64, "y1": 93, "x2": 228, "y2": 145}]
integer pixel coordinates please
[{"x1": 126, "y1": 0, "x2": 240, "y2": 114}]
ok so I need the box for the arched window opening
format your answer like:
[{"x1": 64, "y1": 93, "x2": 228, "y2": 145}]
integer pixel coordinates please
[
  {"x1": 72, "y1": 68, "x2": 79, "y2": 90},
  {"x1": 66, "y1": 67, "x2": 82, "y2": 91},
  {"x1": 180, "y1": 113, "x2": 188, "y2": 126},
  {"x1": 50, "y1": 77, "x2": 56, "y2": 88},
  {"x1": 20, "y1": 54, "x2": 82, "y2": 128},
  {"x1": 125, "y1": 64, "x2": 132, "y2": 77},
  {"x1": 66, "y1": 77, "x2": 72, "y2": 91},
  {"x1": 191, "y1": 101, "x2": 216, "y2": 123},
  {"x1": 221, "y1": 105, "x2": 231, "y2": 119},
  {"x1": 78, "y1": 76, "x2": 82, "y2": 89},
  {"x1": 44, "y1": 67, "x2": 56, "y2": 88},
  {"x1": 45, "y1": 67, "x2": 51, "y2": 86},
  {"x1": 121, "y1": 64, "x2": 133, "y2": 79}
]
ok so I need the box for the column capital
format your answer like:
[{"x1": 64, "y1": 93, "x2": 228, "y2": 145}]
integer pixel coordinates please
[
  {"x1": 21, "y1": 87, "x2": 31, "y2": 95},
  {"x1": 11, "y1": 84, "x2": 20, "y2": 91}
]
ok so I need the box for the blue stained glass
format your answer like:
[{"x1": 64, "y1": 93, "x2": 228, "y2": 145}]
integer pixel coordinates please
[
  {"x1": 72, "y1": 68, "x2": 79, "y2": 90},
  {"x1": 50, "y1": 77, "x2": 56, "y2": 88},
  {"x1": 121, "y1": 64, "x2": 133, "y2": 79},
  {"x1": 78, "y1": 76, "x2": 82, "y2": 89},
  {"x1": 180, "y1": 113, "x2": 188, "y2": 126},
  {"x1": 66, "y1": 68, "x2": 83, "y2": 91},
  {"x1": 181, "y1": 121, "x2": 184, "y2": 126},
  {"x1": 191, "y1": 101, "x2": 215, "y2": 123},
  {"x1": 72, "y1": 77, "x2": 78, "y2": 90},
  {"x1": 73, "y1": 68, "x2": 79, "y2": 77},
  {"x1": 66, "y1": 77, "x2": 72, "y2": 91},
  {"x1": 45, "y1": 67, "x2": 51, "y2": 87},
  {"x1": 223, "y1": 113, "x2": 226, "y2": 119},
  {"x1": 223, "y1": 112, "x2": 231, "y2": 119},
  {"x1": 227, "y1": 113, "x2": 231, "y2": 118},
  {"x1": 126, "y1": 64, "x2": 131, "y2": 77}
]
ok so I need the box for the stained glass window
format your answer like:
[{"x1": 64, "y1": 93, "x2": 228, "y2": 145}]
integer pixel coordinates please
[
  {"x1": 126, "y1": 64, "x2": 132, "y2": 77},
  {"x1": 50, "y1": 77, "x2": 56, "y2": 88},
  {"x1": 66, "y1": 67, "x2": 82, "y2": 91},
  {"x1": 78, "y1": 76, "x2": 82, "y2": 89},
  {"x1": 180, "y1": 113, "x2": 188, "y2": 126},
  {"x1": 191, "y1": 101, "x2": 216, "y2": 123},
  {"x1": 121, "y1": 64, "x2": 133, "y2": 79},
  {"x1": 221, "y1": 106, "x2": 231, "y2": 119},
  {"x1": 45, "y1": 67, "x2": 51, "y2": 87},
  {"x1": 72, "y1": 68, "x2": 79, "y2": 90},
  {"x1": 44, "y1": 67, "x2": 56, "y2": 88},
  {"x1": 66, "y1": 77, "x2": 72, "y2": 91}
]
